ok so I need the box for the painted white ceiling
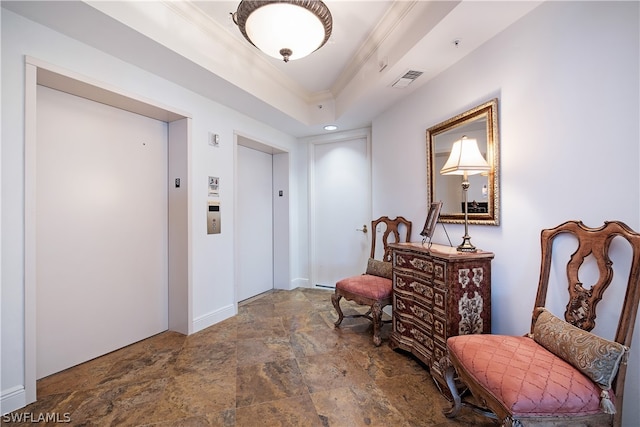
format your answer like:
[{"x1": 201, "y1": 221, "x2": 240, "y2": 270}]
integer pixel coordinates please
[
  {"x1": 3, "y1": 0, "x2": 542, "y2": 137},
  {"x1": 192, "y1": 0, "x2": 395, "y2": 94}
]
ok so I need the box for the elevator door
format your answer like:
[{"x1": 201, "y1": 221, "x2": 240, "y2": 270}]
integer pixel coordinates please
[
  {"x1": 237, "y1": 144, "x2": 274, "y2": 301},
  {"x1": 36, "y1": 85, "x2": 168, "y2": 378}
]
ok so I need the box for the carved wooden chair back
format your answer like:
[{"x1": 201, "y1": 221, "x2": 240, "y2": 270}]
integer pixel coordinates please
[
  {"x1": 371, "y1": 216, "x2": 412, "y2": 262},
  {"x1": 444, "y1": 220, "x2": 640, "y2": 426}
]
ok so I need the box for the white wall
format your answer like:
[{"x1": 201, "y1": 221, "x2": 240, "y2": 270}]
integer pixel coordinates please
[
  {"x1": 1, "y1": 9, "x2": 306, "y2": 413},
  {"x1": 372, "y1": 2, "x2": 639, "y2": 425}
]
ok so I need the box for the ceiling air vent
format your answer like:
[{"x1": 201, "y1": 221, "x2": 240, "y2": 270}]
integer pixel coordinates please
[{"x1": 391, "y1": 70, "x2": 423, "y2": 88}]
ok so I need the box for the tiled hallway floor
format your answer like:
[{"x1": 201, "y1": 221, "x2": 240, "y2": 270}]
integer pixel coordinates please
[{"x1": 5, "y1": 288, "x2": 496, "y2": 426}]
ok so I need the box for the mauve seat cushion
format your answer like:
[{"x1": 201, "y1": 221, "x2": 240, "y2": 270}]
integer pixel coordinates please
[
  {"x1": 447, "y1": 334, "x2": 603, "y2": 416},
  {"x1": 336, "y1": 274, "x2": 392, "y2": 300}
]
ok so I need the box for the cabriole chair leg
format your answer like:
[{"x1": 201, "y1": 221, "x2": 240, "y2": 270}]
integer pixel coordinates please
[
  {"x1": 331, "y1": 293, "x2": 344, "y2": 327},
  {"x1": 443, "y1": 360, "x2": 463, "y2": 418},
  {"x1": 372, "y1": 301, "x2": 383, "y2": 346}
]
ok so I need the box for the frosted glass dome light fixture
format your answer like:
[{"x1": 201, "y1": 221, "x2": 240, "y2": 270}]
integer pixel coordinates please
[{"x1": 232, "y1": 0, "x2": 333, "y2": 62}]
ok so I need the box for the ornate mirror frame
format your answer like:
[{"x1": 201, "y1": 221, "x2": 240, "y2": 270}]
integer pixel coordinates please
[{"x1": 426, "y1": 98, "x2": 500, "y2": 225}]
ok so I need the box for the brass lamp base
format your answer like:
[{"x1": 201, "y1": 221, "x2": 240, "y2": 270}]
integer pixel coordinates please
[
  {"x1": 457, "y1": 176, "x2": 478, "y2": 253},
  {"x1": 457, "y1": 236, "x2": 477, "y2": 253}
]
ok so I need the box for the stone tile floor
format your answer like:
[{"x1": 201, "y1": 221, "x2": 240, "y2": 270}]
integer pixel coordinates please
[{"x1": 4, "y1": 288, "x2": 497, "y2": 426}]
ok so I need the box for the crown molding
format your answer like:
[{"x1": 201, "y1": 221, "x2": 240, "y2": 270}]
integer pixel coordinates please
[
  {"x1": 330, "y1": 0, "x2": 419, "y2": 96},
  {"x1": 85, "y1": 0, "x2": 318, "y2": 124}
]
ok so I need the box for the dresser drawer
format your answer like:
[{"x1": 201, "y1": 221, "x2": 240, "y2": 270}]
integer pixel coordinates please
[
  {"x1": 394, "y1": 292, "x2": 434, "y2": 328},
  {"x1": 394, "y1": 250, "x2": 434, "y2": 277},
  {"x1": 394, "y1": 316, "x2": 435, "y2": 353},
  {"x1": 394, "y1": 271, "x2": 433, "y2": 302}
]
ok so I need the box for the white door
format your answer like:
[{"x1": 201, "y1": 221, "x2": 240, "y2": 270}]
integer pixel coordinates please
[
  {"x1": 312, "y1": 136, "x2": 371, "y2": 287},
  {"x1": 237, "y1": 144, "x2": 273, "y2": 301},
  {"x1": 36, "y1": 85, "x2": 168, "y2": 378}
]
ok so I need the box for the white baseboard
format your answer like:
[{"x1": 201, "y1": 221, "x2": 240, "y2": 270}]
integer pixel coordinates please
[
  {"x1": 191, "y1": 304, "x2": 235, "y2": 334},
  {"x1": 290, "y1": 278, "x2": 309, "y2": 289},
  {"x1": 275, "y1": 278, "x2": 308, "y2": 291},
  {"x1": 1, "y1": 385, "x2": 26, "y2": 416}
]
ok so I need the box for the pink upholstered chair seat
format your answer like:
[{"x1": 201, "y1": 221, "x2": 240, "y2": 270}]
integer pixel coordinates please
[
  {"x1": 336, "y1": 274, "x2": 392, "y2": 300},
  {"x1": 447, "y1": 334, "x2": 604, "y2": 417}
]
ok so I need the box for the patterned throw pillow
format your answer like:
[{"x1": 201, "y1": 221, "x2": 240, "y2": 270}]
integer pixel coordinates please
[
  {"x1": 365, "y1": 258, "x2": 392, "y2": 279},
  {"x1": 532, "y1": 307, "x2": 628, "y2": 391}
]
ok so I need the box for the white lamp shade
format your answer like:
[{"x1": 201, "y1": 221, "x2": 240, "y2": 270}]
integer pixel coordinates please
[
  {"x1": 245, "y1": 3, "x2": 327, "y2": 61},
  {"x1": 440, "y1": 137, "x2": 490, "y2": 176}
]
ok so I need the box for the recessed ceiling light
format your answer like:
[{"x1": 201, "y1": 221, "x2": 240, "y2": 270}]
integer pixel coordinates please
[{"x1": 323, "y1": 125, "x2": 338, "y2": 131}]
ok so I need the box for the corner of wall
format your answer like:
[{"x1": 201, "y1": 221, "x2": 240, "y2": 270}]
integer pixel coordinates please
[{"x1": 289, "y1": 278, "x2": 309, "y2": 290}]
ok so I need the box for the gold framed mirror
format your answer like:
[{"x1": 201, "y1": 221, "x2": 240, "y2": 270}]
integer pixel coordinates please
[{"x1": 426, "y1": 98, "x2": 500, "y2": 225}]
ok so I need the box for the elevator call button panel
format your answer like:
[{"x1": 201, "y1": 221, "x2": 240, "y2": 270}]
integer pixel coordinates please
[{"x1": 207, "y1": 201, "x2": 221, "y2": 234}]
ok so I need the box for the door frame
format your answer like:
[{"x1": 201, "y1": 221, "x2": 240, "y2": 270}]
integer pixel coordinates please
[
  {"x1": 307, "y1": 128, "x2": 372, "y2": 289},
  {"x1": 23, "y1": 56, "x2": 192, "y2": 404},
  {"x1": 233, "y1": 132, "x2": 290, "y2": 306}
]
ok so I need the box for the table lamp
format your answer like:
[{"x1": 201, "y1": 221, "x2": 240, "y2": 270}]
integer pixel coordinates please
[{"x1": 440, "y1": 136, "x2": 490, "y2": 252}]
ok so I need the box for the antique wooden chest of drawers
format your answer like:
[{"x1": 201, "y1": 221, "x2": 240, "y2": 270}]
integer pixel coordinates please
[{"x1": 388, "y1": 242, "x2": 494, "y2": 386}]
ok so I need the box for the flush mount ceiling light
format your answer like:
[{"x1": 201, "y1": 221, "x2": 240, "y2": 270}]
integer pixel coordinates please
[{"x1": 232, "y1": 0, "x2": 333, "y2": 62}]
